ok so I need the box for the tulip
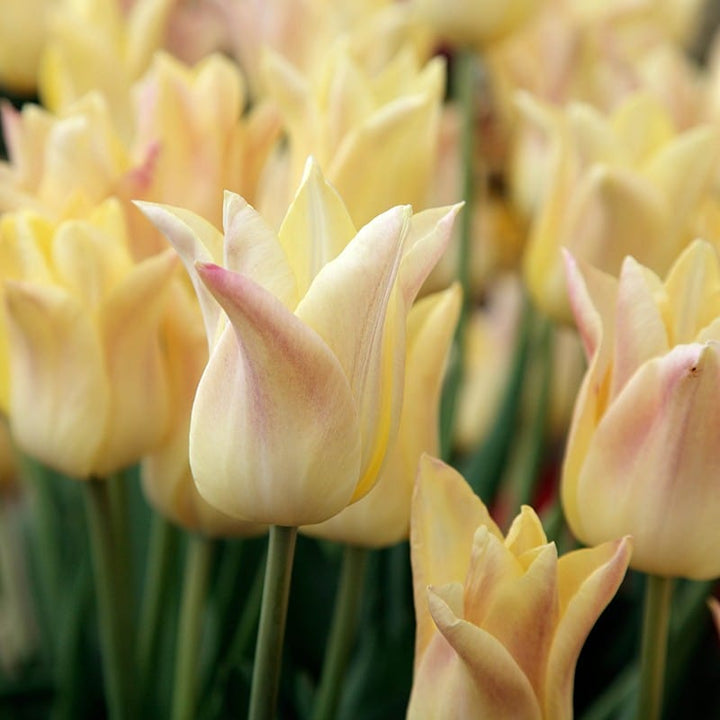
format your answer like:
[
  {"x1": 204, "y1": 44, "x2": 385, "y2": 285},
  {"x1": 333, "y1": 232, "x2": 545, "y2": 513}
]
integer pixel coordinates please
[
  {"x1": 39, "y1": 0, "x2": 172, "y2": 136},
  {"x1": 519, "y1": 91, "x2": 719, "y2": 322},
  {"x1": 563, "y1": 240, "x2": 720, "y2": 579},
  {"x1": 408, "y1": 455, "x2": 632, "y2": 719},
  {"x1": 260, "y1": 44, "x2": 444, "y2": 228},
  {"x1": 139, "y1": 158, "x2": 459, "y2": 526},
  {"x1": 0, "y1": 200, "x2": 176, "y2": 479},
  {"x1": 303, "y1": 283, "x2": 461, "y2": 546}
]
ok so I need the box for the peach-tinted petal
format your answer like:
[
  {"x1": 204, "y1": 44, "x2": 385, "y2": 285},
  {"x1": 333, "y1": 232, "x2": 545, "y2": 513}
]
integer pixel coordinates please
[
  {"x1": 573, "y1": 343, "x2": 720, "y2": 578},
  {"x1": 423, "y1": 586, "x2": 543, "y2": 720},
  {"x1": 190, "y1": 263, "x2": 361, "y2": 525}
]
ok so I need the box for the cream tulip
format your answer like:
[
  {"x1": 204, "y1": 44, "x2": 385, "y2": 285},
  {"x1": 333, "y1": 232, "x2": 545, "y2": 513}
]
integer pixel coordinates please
[
  {"x1": 563, "y1": 240, "x2": 720, "y2": 579},
  {"x1": 140, "y1": 158, "x2": 459, "y2": 526},
  {"x1": 408, "y1": 455, "x2": 632, "y2": 719}
]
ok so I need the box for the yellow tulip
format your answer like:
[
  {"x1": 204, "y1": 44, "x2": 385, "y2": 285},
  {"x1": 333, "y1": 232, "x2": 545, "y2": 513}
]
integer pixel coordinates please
[
  {"x1": 141, "y1": 280, "x2": 264, "y2": 537},
  {"x1": 0, "y1": 0, "x2": 56, "y2": 93},
  {"x1": 519, "y1": 92, "x2": 719, "y2": 322},
  {"x1": 408, "y1": 455, "x2": 632, "y2": 719},
  {"x1": 39, "y1": 0, "x2": 172, "y2": 137},
  {"x1": 139, "y1": 158, "x2": 459, "y2": 526},
  {"x1": 132, "y1": 52, "x2": 281, "y2": 230},
  {"x1": 260, "y1": 44, "x2": 444, "y2": 227},
  {"x1": 1, "y1": 200, "x2": 176, "y2": 479},
  {"x1": 563, "y1": 240, "x2": 720, "y2": 579},
  {"x1": 302, "y1": 283, "x2": 461, "y2": 546}
]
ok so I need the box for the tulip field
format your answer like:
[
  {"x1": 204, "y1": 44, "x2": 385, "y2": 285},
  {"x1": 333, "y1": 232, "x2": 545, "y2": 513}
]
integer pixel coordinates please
[{"x1": 1, "y1": 1, "x2": 720, "y2": 719}]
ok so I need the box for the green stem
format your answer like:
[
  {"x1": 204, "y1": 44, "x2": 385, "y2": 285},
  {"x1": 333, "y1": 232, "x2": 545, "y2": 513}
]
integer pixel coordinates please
[
  {"x1": 440, "y1": 46, "x2": 477, "y2": 458},
  {"x1": 171, "y1": 535, "x2": 215, "y2": 720},
  {"x1": 82, "y1": 478, "x2": 135, "y2": 720},
  {"x1": 510, "y1": 316, "x2": 553, "y2": 512},
  {"x1": 248, "y1": 525, "x2": 298, "y2": 720},
  {"x1": 637, "y1": 575, "x2": 673, "y2": 720},
  {"x1": 137, "y1": 513, "x2": 177, "y2": 705},
  {"x1": 311, "y1": 546, "x2": 368, "y2": 720},
  {"x1": 107, "y1": 472, "x2": 135, "y2": 625}
]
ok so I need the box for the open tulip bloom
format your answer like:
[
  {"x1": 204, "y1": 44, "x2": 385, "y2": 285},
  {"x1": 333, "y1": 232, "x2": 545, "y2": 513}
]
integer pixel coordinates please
[
  {"x1": 139, "y1": 157, "x2": 460, "y2": 527},
  {"x1": 409, "y1": 455, "x2": 632, "y2": 720}
]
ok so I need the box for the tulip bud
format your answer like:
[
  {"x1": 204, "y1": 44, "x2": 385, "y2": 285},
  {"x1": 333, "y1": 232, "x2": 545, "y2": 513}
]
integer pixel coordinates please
[
  {"x1": 563, "y1": 240, "x2": 720, "y2": 579},
  {"x1": 409, "y1": 455, "x2": 632, "y2": 719}
]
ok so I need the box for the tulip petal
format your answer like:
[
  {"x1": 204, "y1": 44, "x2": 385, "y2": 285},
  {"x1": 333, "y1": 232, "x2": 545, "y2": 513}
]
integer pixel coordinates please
[
  {"x1": 222, "y1": 190, "x2": 299, "y2": 307},
  {"x1": 611, "y1": 256, "x2": 668, "y2": 398},
  {"x1": 135, "y1": 200, "x2": 224, "y2": 345},
  {"x1": 411, "y1": 456, "x2": 502, "y2": 661},
  {"x1": 5, "y1": 282, "x2": 109, "y2": 478},
  {"x1": 302, "y1": 285, "x2": 460, "y2": 547},
  {"x1": 295, "y1": 204, "x2": 408, "y2": 495},
  {"x1": 399, "y1": 204, "x2": 462, "y2": 309},
  {"x1": 328, "y1": 93, "x2": 440, "y2": 228},
  {"x1": 663, "y1": 239, "x2": 720, "y2": 344},
  {"x1": 191, "y1": 263, "x2": 361, "y2": 525},
  {"x1": 420, "y1": 586, "x2": 542, "y2": 720},
  {"x1": 464, "y1": 531, "x2": 558, "y2": 696},
  {"x1": 277, "y1": 157, "x2": 357, "y2": 296},
  {"x1": 545, "y1": 537, "x2": 632, "y2": 719},
  {"x1": 505, "y1": 505, "x2": 548, "y2": 556},
  {"x1": 94, "y1": 249, "x2": 177, "y2": 475},
  {"x1": 573, "y1": 342, "x2": 720, "y2": 578}
]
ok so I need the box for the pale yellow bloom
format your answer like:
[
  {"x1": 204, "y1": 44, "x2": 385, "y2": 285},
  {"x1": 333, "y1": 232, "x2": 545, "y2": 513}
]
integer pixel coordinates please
[
  {"x1": 39, "y1": 0, "x2": 173, "y2": 137},
  {"x1": 518, "y1": 92, "x2": 719, "y2": 322},
  {"x1": 303, "y1": 284, "x2": 461, "y2": 546},
  {"x1": 563, "y1": 240, "x2": 720, "y2": 579},
  {"x1": 408, "y1": 455, "x2": 631, "y2": 719},
  {"x1": 260, "y1": 43, "x2": 444, "y2": 227},
  {"x1": 0, "y1": 0, "x2": 57, "y2": 93},
  {"x1": 0, "y1": 200, "x2": 176, "y2": 479},
  {"x1": 140, "y1": 159, "x2": 459, "y2": 525}
]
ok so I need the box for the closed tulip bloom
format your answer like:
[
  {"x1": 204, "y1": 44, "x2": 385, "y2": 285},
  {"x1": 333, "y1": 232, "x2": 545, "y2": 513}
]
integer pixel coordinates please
[
  {"x1": 518, "y1": 92, "x2": 719, "y2": 322},
  {"x1": 563, "y1": 240, "x2": 720, "y2": 579},
  {"x1": 1, "y1": 200, "x2": 176, "y2": 479},
  {"x1": 409, "y1": 456, "x2": 632, "y2": 719},
  {"x1": 303, "y1": 283, "x2": 461, "y2": 546},
  {"x1": 140, "y1": 159, "x2": 459, "y2": 526}
]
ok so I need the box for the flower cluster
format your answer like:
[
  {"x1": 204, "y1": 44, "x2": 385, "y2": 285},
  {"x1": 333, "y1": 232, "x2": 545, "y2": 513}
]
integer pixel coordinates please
[{"x1": 1, "y1": 1, "x2": 720, "y2": 719}]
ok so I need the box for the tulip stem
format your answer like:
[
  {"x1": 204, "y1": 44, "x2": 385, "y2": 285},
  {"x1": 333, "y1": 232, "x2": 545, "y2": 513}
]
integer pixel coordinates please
[
  {"x1": 137, "y1": 513, "x2": 178, "y2": 707},
  {"x1": 637, "y1": 574, "x2": 674, "y2": 720},
  {"x1": 311, "y1": 545, "x2": 368, "y2": 720},
  {"x1": 248, "y1": 525, "x2": 298, "y2": 720},
  {"x1": 440, "y1": 46, "x2": 478, "y2": 457},
  {"x1": 82, "y1": 478, "x2": 135, "y2": 720},
  {"x1": 172, "y1": 534, "x2": 215, "y2": 720}
]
